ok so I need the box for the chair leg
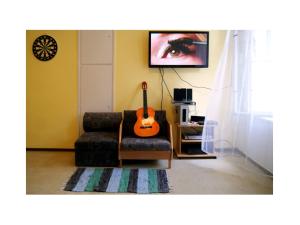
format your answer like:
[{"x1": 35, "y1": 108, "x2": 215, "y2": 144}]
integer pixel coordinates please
[
  {"x1": 119, "y1": 159, "x2": 122, "y2": 168},
  {"x1": 168, "y1": 159, "x2": 171, "y2": 169}
]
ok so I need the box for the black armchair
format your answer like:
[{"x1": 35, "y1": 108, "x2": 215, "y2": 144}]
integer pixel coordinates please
[{"x1": 119, "y1": 110, "x2": 173, "y2": 168}]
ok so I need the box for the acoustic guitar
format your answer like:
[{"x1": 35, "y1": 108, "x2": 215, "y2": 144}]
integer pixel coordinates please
[{"x1": 134, "y1": 81, "x2": 160, "y2": 137}]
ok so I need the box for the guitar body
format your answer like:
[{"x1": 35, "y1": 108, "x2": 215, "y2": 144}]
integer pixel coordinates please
[
  {"x1": 134, "y1": 81, "x2": 160, "y2": 137},
  {"x1": 134, "y1": 107, "x2": 160, "y2": 137}
]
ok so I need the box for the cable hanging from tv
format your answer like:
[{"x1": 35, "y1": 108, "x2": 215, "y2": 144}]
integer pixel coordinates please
[
  {"x1": 158, "y1": 67, "x2": 212, "y2": 111},
  {"x1": 171, "y1": 68, "x2": 212, "y2": 90},
  {"x1": 159, "y1": 68, "x2": 173, "y2": 99}
]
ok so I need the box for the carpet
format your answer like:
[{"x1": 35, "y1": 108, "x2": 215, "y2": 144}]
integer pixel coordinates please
[{"x1": 64, "y1": 168, "x2": 169, "y2": 193}]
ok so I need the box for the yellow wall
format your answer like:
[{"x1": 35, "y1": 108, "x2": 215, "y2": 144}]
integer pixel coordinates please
[
  {"x1": 26, "y1": 30, "x2": 78, "y2": 148},
  {"x1": 26, "y1": 30, "x2": 225, "y2": 149},
  {"x1": 114, "y1": 30, "x2": 226, "y2": 147}
]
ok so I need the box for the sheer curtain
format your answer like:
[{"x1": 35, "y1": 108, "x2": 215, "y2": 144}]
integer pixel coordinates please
[{"x1": 202, "y1": 30, "x2": 273, "y2": 175}]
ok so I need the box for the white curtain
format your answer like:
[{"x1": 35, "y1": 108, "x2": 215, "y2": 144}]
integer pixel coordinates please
[{"x1": 202, "y1": 30, "x2": 273, "y2": 175}]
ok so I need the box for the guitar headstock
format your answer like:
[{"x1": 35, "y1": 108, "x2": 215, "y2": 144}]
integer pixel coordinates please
[{"x1": 142, "y1": 81, "x2": 147, "y2": 90}]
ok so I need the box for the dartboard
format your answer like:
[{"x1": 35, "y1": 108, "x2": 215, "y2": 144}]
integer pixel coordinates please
[{"x1": 32, "y1": 35, "x2": 58, "y2": 61}]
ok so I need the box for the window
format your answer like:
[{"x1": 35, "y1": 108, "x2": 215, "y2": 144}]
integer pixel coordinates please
[
  {"x1": 251, "y1": 31, "x2": 272, "y2": 114},
  {"x1": 234, "y1": 30, "x2": 273, "y2": 115}
]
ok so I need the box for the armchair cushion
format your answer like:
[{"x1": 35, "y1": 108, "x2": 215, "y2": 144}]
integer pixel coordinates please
[{"x1": 121, "y1": 137, "x2": 171, "y2": 151}]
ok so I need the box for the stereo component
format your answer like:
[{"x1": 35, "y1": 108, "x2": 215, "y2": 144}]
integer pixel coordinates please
[{"x1": 173, "y1": 88, "x2": 193, "y2": 102}]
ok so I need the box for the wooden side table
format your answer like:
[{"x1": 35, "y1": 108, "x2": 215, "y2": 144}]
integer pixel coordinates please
[{"x1": 175, "y1": 123, "x2": 216, "y2": 159}]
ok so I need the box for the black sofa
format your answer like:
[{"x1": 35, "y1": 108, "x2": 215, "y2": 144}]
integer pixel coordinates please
[{"x1": 75, "y1": 112, "x2": 122, "y2": 167}]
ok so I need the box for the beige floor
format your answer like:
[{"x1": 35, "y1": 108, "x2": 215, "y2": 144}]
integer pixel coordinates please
[{"x1": 26, "y1": 151, "x2": 273, "y2": 194}]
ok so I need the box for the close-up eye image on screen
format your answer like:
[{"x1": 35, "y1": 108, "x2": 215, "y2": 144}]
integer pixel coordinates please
[{"x1": 149, "y1": 31, "x2": 209, "y2": 68}]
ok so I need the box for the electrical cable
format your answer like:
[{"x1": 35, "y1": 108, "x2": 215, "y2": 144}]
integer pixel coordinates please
[
  {"x1": 171, "y1": 67, "x2": 212, "y2": 90},
  {"x1": 159, "y1": 68, "x2": 173, "y2": 101},
  {"x1": 160, "y1": 68, "x2": 164, "y2": 110}
]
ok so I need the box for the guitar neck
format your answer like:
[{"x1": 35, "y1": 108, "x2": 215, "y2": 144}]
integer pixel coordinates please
[{"x1": 143, "y1": 89, "x2": 148, "y2": 118}]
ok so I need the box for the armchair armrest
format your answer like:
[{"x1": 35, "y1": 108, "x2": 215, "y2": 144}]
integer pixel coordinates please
[{"x1": 167, "y1": 120, "x2": 174, "y2": 150}]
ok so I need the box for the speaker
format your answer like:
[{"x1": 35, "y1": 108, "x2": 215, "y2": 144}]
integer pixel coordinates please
[
  {"x1": 180, "y1": 89, "x2": 186, "y2": 100},
  {"x1": 174, "y1": 88, "x2": 186, "y2": 101},
  {"x1": 174, "y1": 88, "x2": 193, "y2": 101},
  {"x1": 174, "y1": 88, "x2": 182, "y2": 101},
  {"x1": 187, "y1": 89, "x2": 192, "y2": 101}
]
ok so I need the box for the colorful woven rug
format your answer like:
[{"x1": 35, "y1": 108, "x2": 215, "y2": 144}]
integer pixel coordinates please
[{"x1": 64, "y1": 168, "x2": 169, "y2": 193}]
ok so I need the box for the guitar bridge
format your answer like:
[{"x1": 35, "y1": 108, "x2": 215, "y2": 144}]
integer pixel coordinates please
[{"x1": 140, "y1": 126, "x2": 152, "y2": 129}]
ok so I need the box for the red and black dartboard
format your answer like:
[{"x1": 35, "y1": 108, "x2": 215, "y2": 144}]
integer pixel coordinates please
[{"x1": 32, "y1": 35, "x2": 58, "y2": 61}]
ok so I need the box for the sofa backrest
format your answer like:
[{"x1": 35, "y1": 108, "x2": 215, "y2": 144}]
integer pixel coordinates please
[
  {"x1": 83, "y1": 112, "x2": 122, "y2": 132},
  {"x1": 122, "y1": 110, "x2": 168, "y2": 138}
]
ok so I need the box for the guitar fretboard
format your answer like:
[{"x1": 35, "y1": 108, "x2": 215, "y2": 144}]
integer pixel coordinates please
[{"x1": 143, "y1": 89, "x2": 148, "y2": 118}]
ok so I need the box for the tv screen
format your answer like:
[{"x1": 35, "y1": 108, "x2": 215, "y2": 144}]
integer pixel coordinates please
[{"x1": 149, "y1": 31, "x2": 209, "y2": 68}]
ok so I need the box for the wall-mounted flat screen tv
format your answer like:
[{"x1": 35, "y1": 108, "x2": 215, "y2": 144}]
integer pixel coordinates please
[{"x1": 149, "y1": 31, "x2": 209, "y2": 68}]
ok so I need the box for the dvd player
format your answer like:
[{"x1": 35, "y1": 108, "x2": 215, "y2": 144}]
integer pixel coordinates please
[{"x1": 183, "y1": 135, "x2": 202, "y2": 140}]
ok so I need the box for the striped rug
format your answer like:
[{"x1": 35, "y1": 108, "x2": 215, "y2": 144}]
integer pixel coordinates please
[{"x1": 64, "y1": 168, "x2": 169, "y2": 193}]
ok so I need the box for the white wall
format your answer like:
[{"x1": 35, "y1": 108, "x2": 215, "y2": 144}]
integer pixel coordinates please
[{"x1": 235, "y1": 114, "x2": 273, "y2": 173}]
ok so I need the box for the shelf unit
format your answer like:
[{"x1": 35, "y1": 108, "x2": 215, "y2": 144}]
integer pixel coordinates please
[{"x1": 175, "y1": 123, "x2": 216, "y2": 159}]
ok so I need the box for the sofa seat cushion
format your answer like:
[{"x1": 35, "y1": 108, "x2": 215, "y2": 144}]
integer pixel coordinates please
[
  {"x1": 75, "y1": 132, "x2": 118, "y2": 151},
  {"x1": 121, "y1": 137, "x2": 171, "y2": 151}
]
